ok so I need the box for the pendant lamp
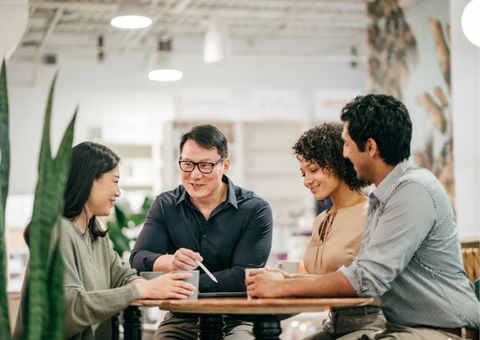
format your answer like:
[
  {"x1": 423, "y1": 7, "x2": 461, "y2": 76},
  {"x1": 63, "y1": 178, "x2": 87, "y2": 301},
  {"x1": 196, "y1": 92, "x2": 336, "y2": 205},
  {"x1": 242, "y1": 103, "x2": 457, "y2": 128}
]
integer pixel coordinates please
[
  {"x1": 111, "y1": 0, "x2": 152, "y2": 29},
  {"x1": 462, "y1": 0, "x2": 480, "y2": 47}
]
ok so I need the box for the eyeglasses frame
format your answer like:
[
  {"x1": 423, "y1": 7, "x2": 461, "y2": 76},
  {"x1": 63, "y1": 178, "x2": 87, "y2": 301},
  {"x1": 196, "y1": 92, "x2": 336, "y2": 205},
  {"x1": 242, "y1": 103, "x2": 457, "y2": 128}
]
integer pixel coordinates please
[{"x1": 178, "y1": 157, "x2": 226, "y2": 174}]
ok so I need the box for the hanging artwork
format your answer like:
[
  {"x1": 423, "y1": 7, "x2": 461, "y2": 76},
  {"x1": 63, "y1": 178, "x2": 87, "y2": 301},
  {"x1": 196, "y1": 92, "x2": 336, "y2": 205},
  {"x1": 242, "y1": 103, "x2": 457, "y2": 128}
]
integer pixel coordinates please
[{"x1": 367, "y1": 0, "x2": 454, "y2": 210}]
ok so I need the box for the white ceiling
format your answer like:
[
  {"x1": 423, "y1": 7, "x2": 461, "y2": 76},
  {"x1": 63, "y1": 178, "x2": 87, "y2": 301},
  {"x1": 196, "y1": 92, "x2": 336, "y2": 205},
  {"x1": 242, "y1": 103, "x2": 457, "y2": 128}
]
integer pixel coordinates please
[{"x1": 15, "y1": 0, "x2": 419, "y2": 64}]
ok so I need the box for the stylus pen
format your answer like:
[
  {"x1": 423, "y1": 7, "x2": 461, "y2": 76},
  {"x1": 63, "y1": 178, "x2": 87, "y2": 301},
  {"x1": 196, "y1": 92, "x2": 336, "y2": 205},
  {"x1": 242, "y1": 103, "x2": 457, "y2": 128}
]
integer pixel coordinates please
[{"x1": 196, "y1": 260, "x2": 218, "y2": 283}]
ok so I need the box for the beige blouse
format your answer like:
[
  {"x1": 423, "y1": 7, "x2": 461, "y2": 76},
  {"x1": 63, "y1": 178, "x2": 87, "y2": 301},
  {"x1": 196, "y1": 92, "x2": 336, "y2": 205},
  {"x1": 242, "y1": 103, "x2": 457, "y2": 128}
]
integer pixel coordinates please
[{"x1": 303, "y1": 200, "x2": 369, "y2": 275}]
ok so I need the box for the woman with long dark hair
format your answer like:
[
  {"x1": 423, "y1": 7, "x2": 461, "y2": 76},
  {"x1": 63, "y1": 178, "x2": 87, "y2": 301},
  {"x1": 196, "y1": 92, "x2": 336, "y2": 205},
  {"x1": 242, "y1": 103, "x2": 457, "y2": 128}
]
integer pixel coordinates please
[{"x1": 14, "y1": 142, "x2": 195, "y2": 340}]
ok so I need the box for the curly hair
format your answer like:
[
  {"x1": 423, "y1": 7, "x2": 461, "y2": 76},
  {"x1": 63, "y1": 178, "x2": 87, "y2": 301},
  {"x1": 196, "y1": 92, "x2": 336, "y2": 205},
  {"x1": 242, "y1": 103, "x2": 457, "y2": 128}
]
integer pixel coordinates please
[
  {"x1": 292, "y1": 123, "x2": 370, "y2": 191},
  {"x1": 340, "y1": 94, "x2": 412, "y2": 166}
]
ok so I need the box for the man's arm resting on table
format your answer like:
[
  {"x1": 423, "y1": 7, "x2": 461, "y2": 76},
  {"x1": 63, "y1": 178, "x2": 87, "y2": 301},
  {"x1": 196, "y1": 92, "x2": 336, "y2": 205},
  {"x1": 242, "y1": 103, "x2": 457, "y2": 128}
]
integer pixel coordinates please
[
  {"x1": 281, "y1": 271, "x2": 357, "y2": 297},
  {"x1": 247, "y1": 270, "x2": 357, "y2": 298}
]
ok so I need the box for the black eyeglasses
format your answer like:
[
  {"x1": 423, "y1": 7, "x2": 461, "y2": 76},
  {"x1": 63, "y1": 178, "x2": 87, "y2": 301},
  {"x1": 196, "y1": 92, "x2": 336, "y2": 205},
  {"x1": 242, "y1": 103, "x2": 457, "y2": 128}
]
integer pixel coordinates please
[{"x1": 178, "y1": 157, "x2": 226, "y2": 174}]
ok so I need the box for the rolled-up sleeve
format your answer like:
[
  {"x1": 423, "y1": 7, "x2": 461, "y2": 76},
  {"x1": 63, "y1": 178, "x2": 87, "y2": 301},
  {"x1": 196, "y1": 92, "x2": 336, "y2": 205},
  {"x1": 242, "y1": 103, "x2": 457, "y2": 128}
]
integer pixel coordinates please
[{"x1": 340, "y1": 181, "x2": 436, "y2": 297}]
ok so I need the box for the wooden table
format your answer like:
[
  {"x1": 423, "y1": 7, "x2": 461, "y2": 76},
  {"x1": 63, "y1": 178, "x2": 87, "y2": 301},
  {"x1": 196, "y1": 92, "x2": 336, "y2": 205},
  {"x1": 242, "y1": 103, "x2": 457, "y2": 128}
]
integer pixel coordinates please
[{"x1": 122, "y1": 297, "x2": 378, "y2": 340}]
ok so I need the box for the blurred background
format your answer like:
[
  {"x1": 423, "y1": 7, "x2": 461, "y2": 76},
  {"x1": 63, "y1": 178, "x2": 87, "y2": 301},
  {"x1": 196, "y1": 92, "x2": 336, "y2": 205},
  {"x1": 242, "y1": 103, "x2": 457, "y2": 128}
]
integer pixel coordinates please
[{"x1": 2, "y1": 0, "x2": 479, "y2": 338}]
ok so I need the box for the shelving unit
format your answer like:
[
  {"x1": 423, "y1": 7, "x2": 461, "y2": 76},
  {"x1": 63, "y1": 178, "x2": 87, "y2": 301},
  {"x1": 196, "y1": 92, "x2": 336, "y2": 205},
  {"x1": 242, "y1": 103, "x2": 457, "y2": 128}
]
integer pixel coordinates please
[
  {"x1": 5, "y1": 194, "x2": 34, "y2": 292},
  {"x1": 93, "y1": 115, "x2": 165, "y2": 213}
]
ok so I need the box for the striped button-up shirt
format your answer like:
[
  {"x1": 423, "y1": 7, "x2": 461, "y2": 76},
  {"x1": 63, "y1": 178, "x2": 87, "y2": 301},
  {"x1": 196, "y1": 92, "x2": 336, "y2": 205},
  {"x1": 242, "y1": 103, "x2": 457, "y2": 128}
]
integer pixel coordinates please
[{"x1": 340, "y1": 159, "x2": 480, "y2": 328}]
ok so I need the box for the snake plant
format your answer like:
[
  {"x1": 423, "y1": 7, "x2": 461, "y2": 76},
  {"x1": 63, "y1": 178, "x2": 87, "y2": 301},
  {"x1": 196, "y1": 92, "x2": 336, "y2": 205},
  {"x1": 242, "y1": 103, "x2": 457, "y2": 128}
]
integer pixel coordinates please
[
  {"x1": 0, "y1": 60, "x2": 77, "y2": 340},
  {"x1": 0, "y1": 60, "x2": 12, "y2": 340}
]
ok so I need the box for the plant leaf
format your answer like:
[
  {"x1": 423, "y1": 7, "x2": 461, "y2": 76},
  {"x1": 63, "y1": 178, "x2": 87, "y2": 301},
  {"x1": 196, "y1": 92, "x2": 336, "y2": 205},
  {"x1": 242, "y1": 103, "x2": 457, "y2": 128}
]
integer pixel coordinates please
[
  {"x1": 24, "y1": 73, "x2": 73, "y2": 340},
  {"x1": 0, "y1": 59, "x2": 12, "y2": 340},
  {"x1": 43, "y1": 222, "x2": 64, "y2": 340}
]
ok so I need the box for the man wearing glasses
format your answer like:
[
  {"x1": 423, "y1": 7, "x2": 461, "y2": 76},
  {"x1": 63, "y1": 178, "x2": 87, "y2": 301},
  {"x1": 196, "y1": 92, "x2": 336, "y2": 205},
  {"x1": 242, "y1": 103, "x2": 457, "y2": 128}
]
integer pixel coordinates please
[{"x1": 130, "y1": 124, "x2": 273, "y2": 340}]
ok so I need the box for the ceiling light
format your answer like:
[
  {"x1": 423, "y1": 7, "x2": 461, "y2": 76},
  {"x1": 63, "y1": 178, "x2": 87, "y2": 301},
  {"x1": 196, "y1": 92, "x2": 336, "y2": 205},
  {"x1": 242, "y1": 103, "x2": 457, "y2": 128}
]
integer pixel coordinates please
[
  {"x1": 148, "y1": 57, "x2": 182, "y2": 82},
  {"x1": 148, "y1": 69, "x2": 183, "y2": 81},
  {"x1": 462, "y1": 0, "x2": 480, "y2": 47},
  {"x1": 203, "y1": 17, "x2": 231, "y2": 64},
  {"x1": 111, "y1": 0, "x2": 152, "y2": 29}
]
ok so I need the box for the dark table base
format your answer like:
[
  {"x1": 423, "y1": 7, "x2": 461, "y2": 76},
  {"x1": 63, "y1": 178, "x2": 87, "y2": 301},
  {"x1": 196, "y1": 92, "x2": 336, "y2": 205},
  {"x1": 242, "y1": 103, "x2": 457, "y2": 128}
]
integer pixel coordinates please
[{"x1": 120, "y1": 307, "x2": 290, "y2": 340}]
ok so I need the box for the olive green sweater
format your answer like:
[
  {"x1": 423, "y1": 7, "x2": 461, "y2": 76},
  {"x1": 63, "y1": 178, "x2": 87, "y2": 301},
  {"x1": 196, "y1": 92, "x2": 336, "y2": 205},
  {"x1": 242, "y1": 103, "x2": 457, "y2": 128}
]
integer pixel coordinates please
[{"x1": 13, "y1": 217, "x2": 141, "y2": 340}]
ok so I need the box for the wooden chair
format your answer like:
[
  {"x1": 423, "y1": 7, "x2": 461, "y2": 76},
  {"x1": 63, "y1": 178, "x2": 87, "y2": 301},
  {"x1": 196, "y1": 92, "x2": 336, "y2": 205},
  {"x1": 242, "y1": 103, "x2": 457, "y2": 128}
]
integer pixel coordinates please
[
  {"x1": 462, "y1": 247, "x2": 479, "y2": 282},
  {"x1": 8, "y1": 292, "x2": 21, "y2": 333}
]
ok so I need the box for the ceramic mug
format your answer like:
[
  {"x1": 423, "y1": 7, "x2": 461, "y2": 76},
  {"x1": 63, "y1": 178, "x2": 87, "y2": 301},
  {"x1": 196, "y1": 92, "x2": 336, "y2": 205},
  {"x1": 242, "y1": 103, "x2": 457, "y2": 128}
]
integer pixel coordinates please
[
  {"x1": 172, "y1": 270, "x2": 199, "y2": 301},
  {"x1": 140, "y1": 271, "x2": 165, "y2": 280}
]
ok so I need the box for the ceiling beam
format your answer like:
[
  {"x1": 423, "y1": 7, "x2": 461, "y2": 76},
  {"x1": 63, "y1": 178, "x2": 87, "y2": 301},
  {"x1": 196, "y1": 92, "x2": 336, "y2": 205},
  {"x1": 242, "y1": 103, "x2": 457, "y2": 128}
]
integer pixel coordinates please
[{"x1": 31, "y1": 7, "x2": 63, "y2": 84}]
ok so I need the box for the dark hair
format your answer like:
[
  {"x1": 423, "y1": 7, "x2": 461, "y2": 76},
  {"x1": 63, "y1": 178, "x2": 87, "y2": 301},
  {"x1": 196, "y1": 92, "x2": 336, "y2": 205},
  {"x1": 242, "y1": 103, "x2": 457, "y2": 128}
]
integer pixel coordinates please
[
  {"x1": 340, "y1": 94, "x2": 412, "y2": 166},
  {"x1": 63, "y1": 142, "x2": 120, "y2": 240},
  {"x1": 24, "y1": 142, "x2": 120, "y2": 244},
  {"x1": 293, "y1": 123, "x2": 370, "y2": 191},
  {"x1": 179, "y1": 124, "x2": 228, "y2": 158}
]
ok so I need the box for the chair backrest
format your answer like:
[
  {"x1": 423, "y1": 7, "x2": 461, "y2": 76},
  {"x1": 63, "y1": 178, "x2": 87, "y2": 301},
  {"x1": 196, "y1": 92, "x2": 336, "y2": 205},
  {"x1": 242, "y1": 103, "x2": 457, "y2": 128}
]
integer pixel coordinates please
[
  {"x1": 462, "y1": 247, "x2": 479, "y2": 282},
  {"x1": 8, "y1": 292, "x2": 21, "y2": 333}
]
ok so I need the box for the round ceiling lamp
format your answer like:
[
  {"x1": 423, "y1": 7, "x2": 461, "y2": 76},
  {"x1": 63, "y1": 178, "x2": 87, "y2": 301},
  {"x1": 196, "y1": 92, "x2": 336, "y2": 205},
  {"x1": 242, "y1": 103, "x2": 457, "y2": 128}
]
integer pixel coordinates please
[
  {"x1": 461, "y1": 0, "x2": 480, "y2": 47},
  {"x1": 111, "y1": 0, "x2": 152, "y2": 29},
  {"x1": 148, "y1": 56, "x2": 182, "y2": 82},
  {"x1": 148, "y1": 69, "x2": 183, "y2": 81}
]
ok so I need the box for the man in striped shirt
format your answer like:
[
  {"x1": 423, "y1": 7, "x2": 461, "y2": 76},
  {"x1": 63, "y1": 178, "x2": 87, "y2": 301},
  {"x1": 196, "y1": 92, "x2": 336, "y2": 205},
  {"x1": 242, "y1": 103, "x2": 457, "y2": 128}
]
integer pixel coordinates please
[{"x1": 246, "y1": 94, "x2": 480, "y2": 339}]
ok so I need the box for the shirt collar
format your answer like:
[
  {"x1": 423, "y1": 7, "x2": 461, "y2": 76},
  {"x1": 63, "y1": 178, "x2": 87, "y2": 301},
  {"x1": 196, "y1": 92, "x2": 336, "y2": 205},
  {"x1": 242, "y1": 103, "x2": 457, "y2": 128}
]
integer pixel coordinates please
[
  {"x1": 176, "y1": 175, "x2": 238, "y2": 210},
  {"x1": 371, "y1": 158, "x2": 414, "y2": 203}
]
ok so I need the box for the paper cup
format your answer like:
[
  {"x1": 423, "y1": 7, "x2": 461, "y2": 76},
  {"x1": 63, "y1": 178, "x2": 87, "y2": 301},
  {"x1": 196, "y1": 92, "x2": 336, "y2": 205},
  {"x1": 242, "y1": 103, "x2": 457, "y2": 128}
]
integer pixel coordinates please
[
  {"x1": 173, "y1": 270, "x2": 199, "y2": 301},
  {"x1": 245, "y1": 268, "x2": 263, "y2": 300},
  {"x1": 274, "y1": 260, "x2": 299, "y2": 273}
]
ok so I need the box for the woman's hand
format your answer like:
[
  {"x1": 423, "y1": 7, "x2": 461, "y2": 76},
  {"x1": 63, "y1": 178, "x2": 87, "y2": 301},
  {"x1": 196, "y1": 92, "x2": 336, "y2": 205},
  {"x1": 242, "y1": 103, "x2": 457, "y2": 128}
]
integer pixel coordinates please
[
  {"x1": 153, "y1": 248, "x2": 203, "y2": 272},
  {"x1": 245, "y1": 269, "x2": 287, "y2": 298},
  {"x1": 134, "y1": 272, "x2": 196, "y2": 300}
]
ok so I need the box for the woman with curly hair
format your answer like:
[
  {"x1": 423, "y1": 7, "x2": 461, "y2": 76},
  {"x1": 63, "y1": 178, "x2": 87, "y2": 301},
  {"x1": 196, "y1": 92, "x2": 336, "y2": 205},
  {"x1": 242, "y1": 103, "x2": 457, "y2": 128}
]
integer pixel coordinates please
[{"x1": 293, "y1": 123, "x2": 385, "y2": 339}]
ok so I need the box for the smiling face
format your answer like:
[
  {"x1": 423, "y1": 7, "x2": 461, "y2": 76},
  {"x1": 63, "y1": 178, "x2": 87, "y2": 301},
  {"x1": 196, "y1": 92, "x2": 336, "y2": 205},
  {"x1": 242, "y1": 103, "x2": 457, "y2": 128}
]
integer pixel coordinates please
[
  {"x1": 180, "y1": 139, "x2": 230, "y2": 203},
  {"x1": 299, "y1": 157, "x2": 342, "y2": 201},
  {"x1": 84, "y1": 165, "x2": 121, "y2": 217}
]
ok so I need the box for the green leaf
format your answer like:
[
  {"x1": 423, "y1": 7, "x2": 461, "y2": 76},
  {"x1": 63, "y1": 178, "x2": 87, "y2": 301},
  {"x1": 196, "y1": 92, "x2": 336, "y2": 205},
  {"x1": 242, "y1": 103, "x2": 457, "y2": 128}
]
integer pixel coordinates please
[
  {"x1": 24, "y1": 74, "x2": 74, "y2": 340},
  {"x1": 108, "y1": 228, "x2": 131, "y2": 256},
  {"x1": 0, "y1": 59, "x2": 12, "y2": 340},
  {"x1": 43, "y1": 223, "x2": 64, "y2": 340},
  {"x1": 114, "y1": 204, "x2": 127, "y2": 227},
  {"x1": 24, "y1": 73, "x2": 58, "y2": 340}
]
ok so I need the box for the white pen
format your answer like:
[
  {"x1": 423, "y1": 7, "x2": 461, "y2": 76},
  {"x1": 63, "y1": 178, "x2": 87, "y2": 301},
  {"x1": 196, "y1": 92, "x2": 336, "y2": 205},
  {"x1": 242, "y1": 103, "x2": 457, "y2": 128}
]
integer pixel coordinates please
[{"x1": 196, "y1": 260, "x2": 218, "y2": 283}]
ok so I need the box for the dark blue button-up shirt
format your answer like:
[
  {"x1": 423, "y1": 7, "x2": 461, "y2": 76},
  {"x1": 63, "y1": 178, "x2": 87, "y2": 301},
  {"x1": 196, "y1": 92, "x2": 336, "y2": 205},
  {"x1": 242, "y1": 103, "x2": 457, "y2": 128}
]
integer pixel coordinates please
[{"x1": 130, "y1": 176, "x2": 273, "y2": 292}]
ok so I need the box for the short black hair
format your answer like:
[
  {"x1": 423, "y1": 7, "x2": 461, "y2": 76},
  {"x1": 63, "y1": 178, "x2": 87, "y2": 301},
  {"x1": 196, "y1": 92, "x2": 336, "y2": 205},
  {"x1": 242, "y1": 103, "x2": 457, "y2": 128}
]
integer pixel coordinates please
[
  {"x1": 293, "y1": 123, "x2": 370, "y2": 190},
  {"x1": 340, "y1": 94, "x2": 412, "y2": 166},
  {"x1": 179, "y1": 124, "x2": 228, "y2": 158}
]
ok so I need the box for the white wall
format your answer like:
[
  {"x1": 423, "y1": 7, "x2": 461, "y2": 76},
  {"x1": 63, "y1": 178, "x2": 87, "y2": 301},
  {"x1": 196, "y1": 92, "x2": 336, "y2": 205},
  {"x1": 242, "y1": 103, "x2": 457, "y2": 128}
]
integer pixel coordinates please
[
  {"x1": 6, "y1": 52, "x2": 366, "y2": 195},
  {"x1": 451, "y1": 0, "x2": 480, "y2": 241}
]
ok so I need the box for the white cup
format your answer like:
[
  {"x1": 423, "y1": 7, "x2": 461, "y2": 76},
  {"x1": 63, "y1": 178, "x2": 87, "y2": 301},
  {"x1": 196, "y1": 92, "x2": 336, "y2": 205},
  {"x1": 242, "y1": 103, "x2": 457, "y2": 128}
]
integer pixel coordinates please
[
  {"x1": 245, "y1": 268, "x2": 263, "y2": 300},
  {"x1": 274, "y1": 260, "x2": 299, "y2": 273}
]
